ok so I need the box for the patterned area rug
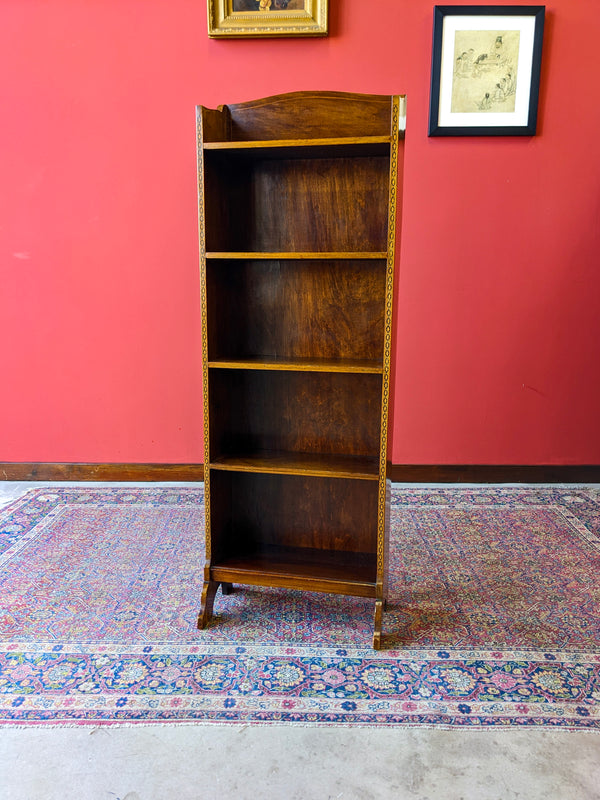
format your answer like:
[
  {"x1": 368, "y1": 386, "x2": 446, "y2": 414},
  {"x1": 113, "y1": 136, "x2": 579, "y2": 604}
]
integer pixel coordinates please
[{"x1": 1, "y1": 486, "x2": 599, "y2": 728}]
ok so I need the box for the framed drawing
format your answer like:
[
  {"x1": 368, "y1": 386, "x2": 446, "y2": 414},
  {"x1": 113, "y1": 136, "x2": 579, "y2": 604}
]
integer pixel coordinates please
[
  {"x1": 428, "y1": 6, "x2": 545, "y2": 136},
  {"x1": 207, "y1": 0, "x2": 328, "y2": 37}
]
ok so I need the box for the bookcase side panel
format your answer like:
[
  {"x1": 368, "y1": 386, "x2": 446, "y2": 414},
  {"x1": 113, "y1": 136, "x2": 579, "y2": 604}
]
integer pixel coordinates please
[
  {"x1": 197, "y1": 107, "x2": 213, "y2": 567},
  {"x1": 376, "y1": 96, "x2": 402, "y2": 597}
]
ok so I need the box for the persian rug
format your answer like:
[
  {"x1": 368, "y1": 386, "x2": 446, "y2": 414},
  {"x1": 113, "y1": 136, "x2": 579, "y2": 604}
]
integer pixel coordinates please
[{"x1": 1, "y1": 485, "x2": 599, "y2": 729}]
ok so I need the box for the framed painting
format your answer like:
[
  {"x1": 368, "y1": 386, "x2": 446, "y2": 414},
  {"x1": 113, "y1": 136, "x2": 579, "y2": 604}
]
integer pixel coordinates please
[
  {"x1": 207, "y1": 0, "x2": 328, "y2": 37},
  {"x1": 428, "y1": 6, "x2": 545, "y2": 136}
]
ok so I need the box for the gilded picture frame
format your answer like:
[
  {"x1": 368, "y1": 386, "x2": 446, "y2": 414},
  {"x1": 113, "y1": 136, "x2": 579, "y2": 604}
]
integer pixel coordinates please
[
  {"x1": 207, "y1": 0, "x2": 328, "y2": 38},
  {"x1": 428, "y1": 6, "x2": 545, "y2": 136}
]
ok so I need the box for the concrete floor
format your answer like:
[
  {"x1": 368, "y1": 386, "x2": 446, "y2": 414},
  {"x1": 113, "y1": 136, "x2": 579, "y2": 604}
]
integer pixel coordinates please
[{"x1": 1, "y1": 482, "x2": 599, "y2": 800}]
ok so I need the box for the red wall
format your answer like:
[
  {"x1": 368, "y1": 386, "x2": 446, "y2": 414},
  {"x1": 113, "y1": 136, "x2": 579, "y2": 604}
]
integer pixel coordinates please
[{"x1": 1, "y1": 1, "x2": 599, "y2": 465}]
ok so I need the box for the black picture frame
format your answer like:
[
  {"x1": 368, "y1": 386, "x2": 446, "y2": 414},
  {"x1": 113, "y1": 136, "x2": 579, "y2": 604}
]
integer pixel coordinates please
[{"x1": 428, "y1": 6, "x2": 545, "y2": 136}]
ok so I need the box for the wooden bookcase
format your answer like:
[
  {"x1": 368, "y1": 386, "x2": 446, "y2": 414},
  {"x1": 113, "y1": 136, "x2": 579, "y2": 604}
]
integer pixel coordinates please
[{"x1": 196, "y1": 91, "x2": 402, "y2": 649}]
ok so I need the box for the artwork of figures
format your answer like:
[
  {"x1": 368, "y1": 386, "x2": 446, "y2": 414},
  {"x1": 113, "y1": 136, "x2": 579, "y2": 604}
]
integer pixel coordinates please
[
  {"x1": 452, "y1": 30, "x2": 520, "y2": 113},
  {"x1": 428, "y1": 6, "x2": 545, "y2": 136}
]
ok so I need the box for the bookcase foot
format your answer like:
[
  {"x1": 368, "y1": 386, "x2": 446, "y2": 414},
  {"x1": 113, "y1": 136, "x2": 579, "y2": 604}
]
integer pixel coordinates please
[
  {"x1": 373, "y1": 598, "x2": 385, "y2": 650},
  {"x1": 198, "y1": 579, "x2": 219, "y2": 629}
]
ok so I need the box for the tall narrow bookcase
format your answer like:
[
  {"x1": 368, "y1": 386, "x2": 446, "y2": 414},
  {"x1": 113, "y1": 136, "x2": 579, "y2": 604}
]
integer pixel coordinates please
[{"x1": 196, "y1": 91, "x2": 402, "y2": 649}]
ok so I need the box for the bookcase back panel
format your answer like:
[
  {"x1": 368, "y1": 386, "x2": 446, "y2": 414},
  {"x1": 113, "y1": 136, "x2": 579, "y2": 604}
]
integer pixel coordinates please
[
  {"x1": 203, "y1": 156, "x2": 389, "y2": 253},
  {"x1": 209, "y1": 369, "x2": 382, "y2": 458},
  {"x1": 207, "y1": 259, "x2": 386, "y2": 362},
  {"x1": 209, "y1": 471, "x2": 379, "y2": 558},
  {"x1": 220, "y1": 92, "x2": 393, "y2": 142}
]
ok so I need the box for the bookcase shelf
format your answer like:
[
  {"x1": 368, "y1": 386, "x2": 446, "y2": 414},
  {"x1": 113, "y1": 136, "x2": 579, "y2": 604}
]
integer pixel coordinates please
[
  {"x1": 209, "y1": 451, "x2": 380, "y2": 480},
  {"x1": 208, "y1": 357, "x2": 383, "y2": 373},
  {"x1": 211, "y1": 545, "x2": 378, "y2": 597},
  {"x1": 196, "y1": 91, "x2": 401, "y2": 649},
  {"x1": 205, "y1": 252, "x2": 387, "y2": 259},
  {"x1": 203, "y1": 135, "x2": 391, "y2": 160}
]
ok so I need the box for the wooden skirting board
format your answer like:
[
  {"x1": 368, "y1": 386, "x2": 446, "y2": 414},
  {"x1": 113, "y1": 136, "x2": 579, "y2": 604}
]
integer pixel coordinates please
[
  {"x1": 388, "y1": 464, "x2": 600, "y2": 483},
  {"x1": 1, "y1": 463, "x2": 599, "y2": 483},
  {"x1": 0, "y1": 463, "x2": 204, "y2": 482}
]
